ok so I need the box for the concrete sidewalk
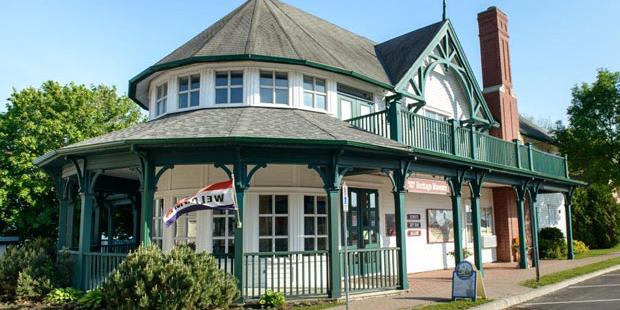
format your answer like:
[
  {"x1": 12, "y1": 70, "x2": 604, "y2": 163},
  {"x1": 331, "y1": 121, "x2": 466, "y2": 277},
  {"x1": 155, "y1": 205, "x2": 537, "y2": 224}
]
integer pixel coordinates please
[{"x1": 334, "y1": 252, "x2": 620, "y2": 310}]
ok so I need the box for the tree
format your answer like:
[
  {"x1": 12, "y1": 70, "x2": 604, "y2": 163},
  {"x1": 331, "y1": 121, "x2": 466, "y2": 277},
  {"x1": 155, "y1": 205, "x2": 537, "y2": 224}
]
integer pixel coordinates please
[
  {"x1": 0, "y1": 81, "x2": 143, "y2": 238},
  {"x1": 571, "y1": 184, "x2": 620, "y2": 249}
]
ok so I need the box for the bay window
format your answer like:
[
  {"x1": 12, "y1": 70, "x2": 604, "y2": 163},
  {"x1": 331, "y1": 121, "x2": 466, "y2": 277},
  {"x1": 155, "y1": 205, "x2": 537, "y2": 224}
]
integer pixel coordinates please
[
  {"x1": 215, "y1": 71, "x2": 243, "y2": 104},
  {"x1": 260, "y1": 71, "x2": 289, "y2": 104},
  {"x1": 155, "y1": 83, "x2": 168, "y2": 116},
  {"x1": 178, "y1": 74, "x2": 200, "y2": 108},
  {"x1": 303, "y1": 76, "x2": 327, "y2": 110}
]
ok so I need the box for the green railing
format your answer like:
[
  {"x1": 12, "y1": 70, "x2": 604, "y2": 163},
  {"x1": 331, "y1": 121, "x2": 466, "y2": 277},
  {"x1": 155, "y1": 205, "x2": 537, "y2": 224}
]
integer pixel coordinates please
[
  {"x1": 83, "y1": 252, "x2": 127, "y2": 291},
  {"x1": 214, "y1": 252, "x2": 235, "y2": 275},
  {"x1": 346, "y1": 108, "x2": 569, "y2": 179},
  {"x1": 340, "y1": 247, "x2": 400, "y2": 293},
  {"x1": 243, "y1": 251, "x2": 329, "y2": 299}
]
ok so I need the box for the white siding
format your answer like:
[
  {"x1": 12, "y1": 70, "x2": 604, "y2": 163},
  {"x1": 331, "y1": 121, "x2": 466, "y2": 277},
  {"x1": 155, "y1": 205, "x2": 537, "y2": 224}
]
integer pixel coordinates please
[{"x1": 411, "y1": 65, "x2": 471, "y2": 120}]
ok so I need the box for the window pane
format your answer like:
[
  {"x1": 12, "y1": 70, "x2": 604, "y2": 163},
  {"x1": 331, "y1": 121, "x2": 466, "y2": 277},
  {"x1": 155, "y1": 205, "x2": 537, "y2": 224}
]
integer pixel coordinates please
[
  {"x1": 317, "y1": 237, "x2": 327, "y2": 251},
  {"x1": 316, "y1": 95, "x2": 326, "y2": 110},
  {"x1": 179, "y1": 77, "x2": 189, "y2": 92},
  {"x1": 190, "y1": 75, "x2": 200, "y2": 89},
  {"x1": 275, "y1": 89, "x2": 288, "y2": 105},
  {"x1": 275, "y1": 218, "x2": 288, "y2": 236},
  {"x1": 275, "y1": 72, "x2": 288, "y2": 87},
  {"x1": 213, "y1": 217, "x2": 226, "y2": 237},
  {"x1": 304, "y1": 196, "x2": 314, "y2": 214},
  {"x1": 157, "y1": 86, "x2": 162, "y2": 99},
  {"x1": 260, "y1": 72, "x2": 273, "y2": 86},
  {"x1": 215, "y1": 88, "x2": 228, "y2": 104},
  {"x1": 340, "y1": 100, "x2": 352, "y2": 119},
  {"x1": 190, "y1": 91, "x2": 200, "y2": 106},
  {"x1": 228, "y1": 240, "x2": 235, "y2": 254},
  {"x1": 274, "y1": 239, "x2": 288, "y2": 252},
  {"x1": 259, "y1": 195, "x2": 272, "y2": 214},
  {"x1": 304, "y1": 217, "x2": 315, "y2": 235},
  {"x1": 230, "y1": 88, "x2": 243, "y2": 103},
  {"x1": 213, "y1": 239, "x2": 226, "y2": 254},
  {"x1": 304, "y1": 93, "x2": 314, "y2": 107},
  {"x1": 304, "y1": 238, "x2": 315, "y2": 251},
  {"x1": 259, "y1": 217, "x2": 272, "y2": 236},
  {"x1": 317, "y1": 217, "x2": 327, "y2": 235},
  {"x1": 259, "y1": 239, "x2": 272, "y2": 252},
  {"x1": 163, "y1": 84, "x2": 167, "y2": 96},
  {"x1": 315, "y1": 78, "x2": 326, "y2": 93},
  {"x1": 178, "y1": 93, "x2": 188, "y2": 108},
  {"x1": 303, "y1": 76, "x2": 314, "y2": 91},
  {"x1": 316, "y1": 196, "x2": 326, "y2": 214},
  {"x1": 230, "y1": 71, "x2": 243, "y2": 86},
  {"x1": 215, "y1": 72, "x2": 228, "y2": 87},
  {"x1": 274, "y1": 195, "x2": 288, "y2": 214},
  {"x1": 260, "y1": 88, "x2": 273, "y2": 103},
  {"x1": 188, "y1": 214, "x2": 197, "y2": 238},
  {"x1": 227, "y1": 216, "x2": 235, "y2": 236}
]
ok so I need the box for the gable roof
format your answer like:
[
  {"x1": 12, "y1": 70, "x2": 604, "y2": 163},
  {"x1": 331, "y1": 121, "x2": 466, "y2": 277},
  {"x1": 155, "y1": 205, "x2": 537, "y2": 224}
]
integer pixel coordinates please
[{"x1": 519, "y1": 116, "x2": 555, "y2": 144}]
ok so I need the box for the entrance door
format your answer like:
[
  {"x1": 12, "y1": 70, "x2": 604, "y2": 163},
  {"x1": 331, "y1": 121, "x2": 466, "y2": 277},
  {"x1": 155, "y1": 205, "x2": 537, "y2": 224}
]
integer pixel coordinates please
[{"x1": 343, "y1": 188, "x2": 380, "y2": 276}]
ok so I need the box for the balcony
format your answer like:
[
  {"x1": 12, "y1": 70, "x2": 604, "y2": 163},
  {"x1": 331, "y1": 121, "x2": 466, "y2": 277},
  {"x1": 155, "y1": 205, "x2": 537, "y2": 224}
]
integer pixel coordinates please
[{"x1": 346, "y1": 108, "x2": 569, "y2": 180}]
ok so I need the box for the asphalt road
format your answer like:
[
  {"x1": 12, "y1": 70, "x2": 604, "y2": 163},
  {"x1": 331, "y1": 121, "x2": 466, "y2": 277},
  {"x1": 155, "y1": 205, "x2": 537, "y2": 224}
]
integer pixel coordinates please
[{"x1": 512, "y1": 270, "x2": 620, "y2": 310}]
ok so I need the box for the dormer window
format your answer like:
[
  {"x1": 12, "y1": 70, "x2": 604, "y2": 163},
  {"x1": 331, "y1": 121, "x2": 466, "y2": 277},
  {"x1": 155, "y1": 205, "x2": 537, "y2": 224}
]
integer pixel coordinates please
[
  {"x1": 303, "y1": 75, "x2": 327, "y2": 110},
  {"x1": 215, "y1": 71, "x2": 243, "y2": 104},
  {"x1": 178, "y1": 74, "x2": 200, "y2": 109},
  {"x1": 260, "y1": 71, "x2": 288, "y2": 105},
  {"x1": 155, "y1": 83, "x2": 168, "y2": 116}
]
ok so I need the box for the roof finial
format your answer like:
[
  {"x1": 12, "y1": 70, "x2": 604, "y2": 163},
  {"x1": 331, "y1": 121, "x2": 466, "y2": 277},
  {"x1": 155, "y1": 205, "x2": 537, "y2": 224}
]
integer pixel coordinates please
[{"x1": 442, "y1": 0, "x2": 447, "y2": 21}]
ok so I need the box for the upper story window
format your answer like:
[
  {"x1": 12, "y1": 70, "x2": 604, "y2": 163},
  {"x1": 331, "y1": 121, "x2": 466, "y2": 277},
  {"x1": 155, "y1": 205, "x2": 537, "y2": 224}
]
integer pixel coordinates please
[
  {"x1": 155, "y1": 83, "x2": 168, "y2": 116},
  {"x1": 303, "y1": 76, "x2": 327, "y2": 110},
  {"x1": 215, "y1": 71, "x2": 243, "y2": 104},
  {"x1": 260, "y1": 71, "x2": 289, "y2": 105},
  {"x1": 178, "y1": 74, "x2": 200, "y2": 109}
]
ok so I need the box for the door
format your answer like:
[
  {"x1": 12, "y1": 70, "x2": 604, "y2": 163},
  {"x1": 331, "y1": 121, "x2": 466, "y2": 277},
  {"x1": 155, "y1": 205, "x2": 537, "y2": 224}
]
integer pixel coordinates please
[{"x1": 343, "y1": 188, "x2": 380, "y2": 276}]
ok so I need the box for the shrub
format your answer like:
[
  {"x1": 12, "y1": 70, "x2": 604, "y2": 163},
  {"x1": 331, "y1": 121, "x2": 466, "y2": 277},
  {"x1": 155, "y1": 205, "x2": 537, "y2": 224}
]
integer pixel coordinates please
[
  {"x1": 259, "y1": 290, "x2": 286, "y2": 309},
  {"x1": 78, "y1": 288, "x2": 105, "y2": 309},
  {"x1": 538, "y1": 227, "x2": 567, "y2": 259},
  {"x1": 572, "y1": 240, "x2": 590, "y2": 255},
  {"x1": 100, "y1": 245, "x2": 240, "y2": 309},
  {"x1": 572, "y1": 184, "x2": 620, "y2": 249},
  {"x1": 0, "y1": 238, "x2": 72, "y2": 302},
  {"x1": 44, "y1": 287, "x2": 83, "y2": 305}
]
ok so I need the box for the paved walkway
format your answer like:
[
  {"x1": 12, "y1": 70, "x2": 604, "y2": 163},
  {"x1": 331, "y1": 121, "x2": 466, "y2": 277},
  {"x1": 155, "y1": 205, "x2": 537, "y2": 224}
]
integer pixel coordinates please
[{"x1": 334, "y1": 252, "x2": 620, "y2": 310}]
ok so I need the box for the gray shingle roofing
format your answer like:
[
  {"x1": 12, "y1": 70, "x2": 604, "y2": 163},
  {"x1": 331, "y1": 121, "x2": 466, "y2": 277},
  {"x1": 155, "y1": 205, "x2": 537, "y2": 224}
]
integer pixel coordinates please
[
  {"x1": 63, "y1": 107, "x2": 410, "y2": 152},
  {"x1": 519, "y1": 116, "x2": 555, "y2": 144}
]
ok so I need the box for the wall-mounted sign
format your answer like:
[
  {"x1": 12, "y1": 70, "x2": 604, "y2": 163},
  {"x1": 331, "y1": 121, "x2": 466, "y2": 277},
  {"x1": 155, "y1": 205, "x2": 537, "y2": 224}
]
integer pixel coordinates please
[
  {"x1": 427, "y1": 209, "x2": 454, "y2": 243},
  {"x1": 407, "y1": 222, "x2": 421, "y2": 229},
  {"x1": 407, "y1": 178, "x2": 450, "y2": 195},
  {"x1": 407, "y1": 230, "x2": 421, "y2": 237},
  {"x1": 407, "y1": 214, "x2": 421, "y2": 221}
]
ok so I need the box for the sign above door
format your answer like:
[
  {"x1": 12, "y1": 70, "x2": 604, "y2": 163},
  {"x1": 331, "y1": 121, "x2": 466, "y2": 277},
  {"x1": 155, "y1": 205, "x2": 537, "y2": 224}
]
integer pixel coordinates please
[{"x1": 406, "y1": 178, "x2": 450, "y2": 195}]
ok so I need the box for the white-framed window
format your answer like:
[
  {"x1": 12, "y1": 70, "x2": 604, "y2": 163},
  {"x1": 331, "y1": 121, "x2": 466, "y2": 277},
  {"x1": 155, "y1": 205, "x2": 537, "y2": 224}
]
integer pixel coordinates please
[
  {"x1": 178, "y1": 74, "x2": 200, "y2": 109},
  {"x1": 215, "y1": 71, "x2": 243, "y2": 104},
  {"x1": 303, "y1": 75, "x2": 327, "y2": 110},
  {"x1": 425, "y1": 110, "x2": 449, "y2": 122},
  {"x1": 303, "y1": 195, "x2": 327, "y2": 251},
  {"x1": 155, "y1": 83, "x2": 168, "y2": 116},
  {"x1": 173, "y1": 197, "x2": 197, "y2": 248},
  {"x1": 260, "y1": 71, "x2": 289, "y2": 105},
  {"x1": 152, "y1": 198, "x2": 165, "y2": 249},
  {"x1": 212, "y1": 209, "x2": 235, "y2": 254},
  {"x1": 258, "y1": 195, "x2": 288, "y2": 252},
  {"x1": 481, "y1": 206, "x2": 494, "y2": 236}
]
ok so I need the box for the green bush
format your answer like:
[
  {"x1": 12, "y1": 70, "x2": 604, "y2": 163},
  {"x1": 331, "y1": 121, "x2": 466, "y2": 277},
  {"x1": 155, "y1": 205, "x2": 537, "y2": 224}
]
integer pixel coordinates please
[
  {"x1": 100, "y1": 245, "x2": 240, "y2": 309},
  {"x1": 78, "y1": 288, "x2": 105, "y2": 309},
  {"x1": 44, "y1": 287, "x2": 83, "y2": 305},
  {"x1": 573, "y1": 240, "x2": 590, "y2": 255},
  {"x1": 259, "y1": 290, "x2": 286, "y2": 309},
  {"x1": 0, "y1": 238, "x2": 72, "y2": 302},
  {"x1": 572, "y1": 184, "x2": 620, "y2": 249},
  {"x1": 538, "y1": 227, "x2": 567, "y2": 259}
]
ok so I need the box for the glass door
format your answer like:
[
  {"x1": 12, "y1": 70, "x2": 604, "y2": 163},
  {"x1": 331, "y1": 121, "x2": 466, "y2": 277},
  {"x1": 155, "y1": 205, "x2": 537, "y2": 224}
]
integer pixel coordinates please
[{"x1": 343, "y1": 188, "x2": 380, "y2": 276}]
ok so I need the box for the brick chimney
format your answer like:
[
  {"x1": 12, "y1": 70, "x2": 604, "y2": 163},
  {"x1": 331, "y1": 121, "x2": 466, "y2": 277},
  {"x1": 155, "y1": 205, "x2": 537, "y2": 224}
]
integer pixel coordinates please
[{"x1": 478, "y1": 7, "x2": 520, "y2": 141}]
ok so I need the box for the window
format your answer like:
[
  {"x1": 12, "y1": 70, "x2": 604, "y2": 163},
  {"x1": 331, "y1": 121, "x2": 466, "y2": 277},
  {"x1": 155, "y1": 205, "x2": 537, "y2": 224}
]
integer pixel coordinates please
[
  {"x1": 152, "y1": 199, "x2": 165, "y2": 249},
  {"x1": 425, "y1": 110, "x2": 449, "y2": 122},
  {"x1": 212, "y1": 209, "x2": 235, "y2": 254},
  {"x1": 173, "y1": 198, "x2": 197, "y2": 248},
  {"x1": 178, "y1": 74, "x2": 200, "y2": 108},
  {"x1": 258, "y1": 195, "x2": 288, "y2": 252},
  {"x1": 303, "y1": 195, "x2": 327, "y2": 251},
  {"x1": 303, "y1": 76, "x2": 327, "y2": 110},
  {"x1": 481, "y1": 206, "x2": 494, "y2": 236},
  {"x1": 260, "y1": 71, "x2": 288, "y2": 104},
  {"x1": 215, "y1": 71, "x2": 243, "y2": 104},
  {"x1": 155, "y1": 83, "x2": 168, "y2": 116}
]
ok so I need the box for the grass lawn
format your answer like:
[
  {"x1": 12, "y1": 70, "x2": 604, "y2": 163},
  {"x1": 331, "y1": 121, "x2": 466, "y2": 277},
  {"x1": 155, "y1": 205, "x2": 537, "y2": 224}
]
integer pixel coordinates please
[
  {"x1": 289, "y1": 301, "x2": 344, "y2": 310},
  {"x1": 521, "y1": 256, "x2": 620, "y2": 288},
  {"x1": 410, "y1": 299, "x2": 491, "y2": 310},
  {"x1": 575, "y1": 244, "x2": 620, "y2": 259}
]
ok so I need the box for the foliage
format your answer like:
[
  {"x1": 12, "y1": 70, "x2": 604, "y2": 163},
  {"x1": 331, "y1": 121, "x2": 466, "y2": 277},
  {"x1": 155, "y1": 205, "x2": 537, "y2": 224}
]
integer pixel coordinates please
[
  {"x1": 571, "y1": 184, "x2": 620, "y2": 249},
  {"x1": 572, "y1": 240, "x2": 590, "y2": 255},
  {"x1": 576, "y1": 244, "x2": 620, "y2": 259},
  {"x1": 412, "y1": 299, "x2": 491, "y2": 309},
  {"x1": 44, "y1": 287, "x2": 83, "y2": 305},
  {"x1": 259, "y1": 290, "x2": 286, "y2": 309},
  {"x1": 100, "y1": 245, "x2": 239, "y2": 309},
  {"x1": 538, "y1": 227, "x2": 567, "y2": 259},
  {"x1": 522, "y1": 256, "x2": 620, "y2": 288},
  {"x1": 446, "y1": 249, "x2": 472, "y2": 259},
  {"x1": 78, "y1": 288, "x2": 105, "y2": 309},
  {"x1": 0, "y1": 238, "x2": 72, "y2": 302},
  {"x1": 0, "y1": 81, "x2": 143, "y2": 238}
]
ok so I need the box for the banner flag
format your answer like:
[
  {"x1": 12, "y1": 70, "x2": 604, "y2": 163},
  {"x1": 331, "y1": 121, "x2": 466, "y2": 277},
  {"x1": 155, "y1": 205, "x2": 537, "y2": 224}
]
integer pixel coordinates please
[{"x1": 164, "y1": 180, "x2": 236, "y2": 227}]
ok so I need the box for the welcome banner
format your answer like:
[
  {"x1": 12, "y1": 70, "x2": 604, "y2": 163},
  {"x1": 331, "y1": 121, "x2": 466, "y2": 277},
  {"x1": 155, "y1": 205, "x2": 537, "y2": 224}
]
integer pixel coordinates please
[{"x1": 164, "y1": 180, "x2": 237, "y2": 227}]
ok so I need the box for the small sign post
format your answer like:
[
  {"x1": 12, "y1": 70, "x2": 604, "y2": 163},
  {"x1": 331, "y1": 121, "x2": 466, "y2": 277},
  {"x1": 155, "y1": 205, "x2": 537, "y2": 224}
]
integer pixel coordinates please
[
  {"x1": 451, "y1": 261, "x2": 477, "y2": 301},
  {"x1": 342, "y1": 183, "x2": 349, "y2": 310}
]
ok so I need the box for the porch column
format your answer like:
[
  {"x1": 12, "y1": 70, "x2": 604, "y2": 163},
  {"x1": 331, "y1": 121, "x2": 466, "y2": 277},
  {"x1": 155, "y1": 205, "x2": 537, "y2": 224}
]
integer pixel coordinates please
[
  {"x1": 446, "y1": 171, "x2": 466, "y2": 265},
  {"x1": 390, "y1": 165, "x2": 410, "y2": 290},
  {"x1": 468, "y1": 172, "x2": 486, "y2": 274},
  {"x1": 58, "y1": 197, "x2": 70, "y2": 250},
  {"x1": 528, "y1": 183, "x2": 541, "y2": 269},
  {"x1": 564, "y1": 189, "x2": 575, "y2": 259},
  {"x1": 233, "y1": 186, "x2": 245, "y2": 294},
  {"x1": 514, "y1": 184, "x2": 528, "y2": 269},
  {"x1": 326, "y1": 189, "x2": 342, "y2": 298},
  {"x1": 77, "y1": 189, "x2": 95, "y2": 289},
  {"x1": 140, "y1": 158, "x2": 155, "y2": 246}
]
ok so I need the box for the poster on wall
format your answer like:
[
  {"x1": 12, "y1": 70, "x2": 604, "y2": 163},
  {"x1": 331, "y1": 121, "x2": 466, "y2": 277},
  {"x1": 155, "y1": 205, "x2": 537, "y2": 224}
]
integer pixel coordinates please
[
  {"x1": 427, "y1": 209, "x2": 454, "y2": 243},
  {"x1": 385, "y1": 214, "x2": 396, "y2": 236}
]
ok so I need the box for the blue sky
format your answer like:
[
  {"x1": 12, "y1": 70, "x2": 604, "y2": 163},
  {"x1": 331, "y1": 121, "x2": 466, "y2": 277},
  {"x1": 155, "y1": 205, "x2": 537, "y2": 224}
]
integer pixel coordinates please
[{"x1": 1, "y1": 0, "x2": 618, "y2": 123}]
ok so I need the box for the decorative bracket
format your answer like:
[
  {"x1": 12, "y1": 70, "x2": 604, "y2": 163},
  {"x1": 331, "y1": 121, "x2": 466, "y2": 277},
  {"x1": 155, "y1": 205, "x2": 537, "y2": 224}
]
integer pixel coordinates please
[
  {"x1": 383, "y1": 157, "x2": 415, "y2": 192},
  {"x1": 468, "y1": 170, "x2": 487, "y2": 199},
  {"x1": 527, "y1": 180, "x2": 543, "y2": 205},
  {"x1": 445, "y1": 168, "x2": 467, "y2": 197}
]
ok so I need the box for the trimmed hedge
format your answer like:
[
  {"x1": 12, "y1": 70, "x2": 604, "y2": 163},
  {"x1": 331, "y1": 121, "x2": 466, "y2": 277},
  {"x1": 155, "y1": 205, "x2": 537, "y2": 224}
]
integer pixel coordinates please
[{"x1": 538, "y1": 227, "x2": 567, "y2": 259}]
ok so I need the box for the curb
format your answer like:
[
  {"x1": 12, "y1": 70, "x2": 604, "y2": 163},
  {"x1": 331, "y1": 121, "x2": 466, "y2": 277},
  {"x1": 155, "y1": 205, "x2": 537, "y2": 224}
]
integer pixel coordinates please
[{"x1": 473, "y1": 264, "x2": 620, "y2": 310}]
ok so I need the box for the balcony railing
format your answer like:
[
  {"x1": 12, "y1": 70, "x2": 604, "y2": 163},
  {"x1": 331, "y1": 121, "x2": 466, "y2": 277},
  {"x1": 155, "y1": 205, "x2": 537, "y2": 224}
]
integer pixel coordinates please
[{"x1": 346, "y1": 108, "x2": 569, "y2": 179}]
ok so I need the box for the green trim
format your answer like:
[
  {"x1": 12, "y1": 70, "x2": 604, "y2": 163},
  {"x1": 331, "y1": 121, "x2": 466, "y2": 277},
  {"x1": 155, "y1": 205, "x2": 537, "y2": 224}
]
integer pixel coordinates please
[{"x1": 128, "y1": 54, "x2": 395, "y2": 109}]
